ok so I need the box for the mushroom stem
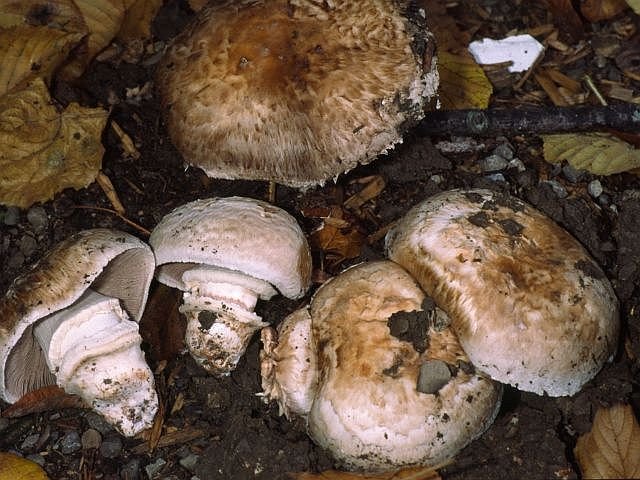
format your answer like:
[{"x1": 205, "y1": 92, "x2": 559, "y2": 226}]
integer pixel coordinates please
[
  {"x1": 178, "y1": 265, "x2": 275, "y2": 375},
  {"x1": 32, "y1": 289, "x2": 158, "y2": 436}
]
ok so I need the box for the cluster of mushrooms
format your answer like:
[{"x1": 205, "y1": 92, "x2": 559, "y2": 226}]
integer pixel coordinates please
[
  {"x1": 0, "y1": 189, "x2": 619, "y2": 471},
  {"x1": 0, "y1": 0, "x2": 621, "y2": 473}
]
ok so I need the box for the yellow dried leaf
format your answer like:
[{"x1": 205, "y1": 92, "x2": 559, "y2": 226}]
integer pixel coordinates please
[
  {"x1": 117, "y1": 0, "x2": 162, "y2": 41},
  {"x1": 0, "y1": 77, "x2": 108, "y2": 208},
  {"x1": 542, "y1": 132, "x2": 640, "y2": 175},
  {"x1": 0, "y1": 452, "x2": 49, "y2": 480},
  {"x1": 574, "y1": 404, "x2": 640, "y2": 479},
  {"x1": 627, "y1": 0, "x2": 640, "y2": 14},
  {"x1": 581, "y1": 0, "x2": 629, "y2": 22},
  {"x1": 58, "y1": 0, "x2": 128, "y2": 80},
  {"x1": 0, "y1": 0, "x2": 86, "y2": 30},
  {"x1": 0, "y1": 25, "x2": 84, "y2": 96},
  {"x1": 437, "y1": 51, "x2": 493, "y2": 110}
]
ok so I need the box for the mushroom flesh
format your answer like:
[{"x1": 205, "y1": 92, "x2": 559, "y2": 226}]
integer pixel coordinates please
[
  {"x1": 0, "y1": 229, "x2": 158, "y2": 436},
  {"x1": 385, "y1": 188, "x2": 620, "y2": 396},
  {"x1": 260, "y1": 260, "x2": 501, "y2": 471},
  {"x1": 156, "y1": 0, "x2": 438, "y2": 188},
  {"x1": 149, "y1": 196, "x2": 312, "y2": 375}
]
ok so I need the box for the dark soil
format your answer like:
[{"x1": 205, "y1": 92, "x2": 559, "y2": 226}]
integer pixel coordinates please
[{"x1": 1, "y1": 1, "x2": 639, "y2": 479}]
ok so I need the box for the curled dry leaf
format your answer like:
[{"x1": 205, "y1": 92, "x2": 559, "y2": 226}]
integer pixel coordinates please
[
  {"x1": 574, "y1": 403, "x2": 640, "y2": 478},
  {"x1": 0, "y1": 452, "x2": 49, "y2": 480},
  {"x1": 0, "y1": 0, "x2": 86, "y2": 31},
  {"x1": 116, "y1": 0, "x2": 163, "y2": 42},
  {"x1": 627, "y1": 0, "x2": 640, "y2": 14},
  {"x1": 437, "y1": 51, "x2": 493, "y2": 110},
  {"x1": 581, "y1": 0, "x2": 630, "y2": 22},
  {"x1": 0, "y1": 25, "x2": 84, "y2": 96},
  {"x1": 542, "y1": 132, "x2": 640, "y2": 175},
  {"x1": 307, "y1": 206, "x2": 365, "y2": 268},
  {"x1": 0, "y1": 77, "x2": 108, "y2": 208},
  {"x1": 1, "y1": 385, "x2": 84, "y2": 418}
]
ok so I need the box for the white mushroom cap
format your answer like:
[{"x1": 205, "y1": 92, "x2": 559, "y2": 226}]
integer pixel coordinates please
[
  {"x1": 149, "y1": 196, "x2": 312, "y2": 374},
  {"x1": 261, "y1": 261, "x2": 501, "y2": 471},
  {"x1": 385, "y1": 189, "x2": 620, "y2": 397},
  {"x1": 156, "y1": 0, "x2": 438, "y2": 188},
  {"x1": 150, "y1": 197, "x2": 311, "y2": 299},
  {"x1": 0, "y1": 229, "x2": 157, "y2": 435}
]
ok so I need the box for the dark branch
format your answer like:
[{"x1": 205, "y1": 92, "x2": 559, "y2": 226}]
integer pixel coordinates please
[{"x1": 416, "y1": 103, "x2": 640, "y2": 137}]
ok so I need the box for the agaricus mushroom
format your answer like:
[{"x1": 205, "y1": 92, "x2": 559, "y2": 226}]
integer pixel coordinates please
[
  {"x1": 148, "y1": 196, "x2": 312, "y2": 375},
  {"x1": 260, "y1": 260, "x2": 501, "y2": 471},
  {"x1": 0, "y1": 229, "x2": 158, "y2": 436},
  {"x1": 156, "y1": 0, "x2": 438, "y2": 188},
  {"x1": 385, "y1": 188, "x2": 620, "y2": 397}
]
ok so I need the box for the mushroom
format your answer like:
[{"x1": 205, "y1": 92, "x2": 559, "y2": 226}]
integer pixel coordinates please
[
  {"x1": 0, "y1": 229, "x2": 158, "y2": 436},
  {"x1": 148, "y1": 196, "x2": 312, "y2": 375},
  {"x1": 156, "y1": 0, "x2": 438, "y2": 188},
  {"x1": 385, "y1": 188, "x2": 620, "y2": 396},
  {"x1": 260, "y1": 260, "x2": 501, "y2": 471}
]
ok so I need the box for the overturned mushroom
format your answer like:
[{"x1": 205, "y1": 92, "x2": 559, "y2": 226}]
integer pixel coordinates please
[
  {"x1": 261, "y1": 261, "x2": 501, "y2": 471},
  {"x1": 156, "y1": 0, "x2": 438, "y2": 188},
  {"x1": 385, "y1": 188, "x2": 620, "y2": 396},
  {"x1": 0, "y1": 229, "x2": 158, "y2": 436},
  {"x1": 149, "y1": 196, "x2": 312, "y2": 375}
]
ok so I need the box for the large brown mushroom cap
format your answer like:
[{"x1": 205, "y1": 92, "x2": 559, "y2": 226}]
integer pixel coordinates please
[
  {"x1": 385, "y1": 189, "x2": 620, "y2": 396},
  {"x1": 0, "y1": 229, "x2": 155, "y2": 403},
  {"x1": 262, "y1": 260, "x2": 501, "y2": 471},
  {"x1": 156, "y1": 0, "x2": 438, "y2": 187}
]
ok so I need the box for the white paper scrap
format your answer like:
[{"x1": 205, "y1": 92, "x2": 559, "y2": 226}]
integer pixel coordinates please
[{"x1": 468, "y1": 34, "x2": 545, "y2": 73}]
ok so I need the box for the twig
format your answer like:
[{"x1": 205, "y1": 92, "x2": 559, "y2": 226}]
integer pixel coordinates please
[
  {"x1": 95, "y1": 171, "x2": 126, "y2": 215},
  {"x1": 417, "y1": 103, "x2": 640, "y2": 137},
  {"x1": 73, "y1": 205, "x2": 151, "y2": 236}
]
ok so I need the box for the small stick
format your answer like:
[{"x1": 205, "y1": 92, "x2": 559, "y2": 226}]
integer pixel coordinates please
[
  {"x1": 95, "y1": 171, "x2": 126, "y2": 215},
  {"x1": 267, "y1": 181, "x2": 277, "y2": 203},
  {"x1": 417, "y1": 103, "x2": 640, "y2": 137},
  {"x1": 73, "y1": 205, "x2": 151, "y2": 236}
]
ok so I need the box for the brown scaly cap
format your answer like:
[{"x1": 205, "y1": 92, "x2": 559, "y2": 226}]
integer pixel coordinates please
[
  {"x1": 156, "y1": 0, "x2": 438, "y2": 187},
  {"x1": 385, "y1": 189, "x2": 620, "y2": 396},
  {"x1": 0, "y1": 229, "x2": 155, "y2": 403}
]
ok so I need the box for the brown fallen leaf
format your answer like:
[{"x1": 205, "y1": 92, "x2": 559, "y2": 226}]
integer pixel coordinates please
[
  {"x1": 308, "y1": 207, "x2": 365, "y2": 268},
  {"x1": 0, "y1": 452, "x2": 49, "y2": 480},
  {"x1": 1, "y1": 385, "x2": 85, "y2": 418},
  {"x1": 574, "y1": 403, "x2": 640, "y2": 478},
  {"x1": 0, "y1": 0, "x2": 86, "y2": 31},
  {"x1": 289, "y1": 465, "x2": 441, "y2": 480},
  {"x1": 581, "y1": 0, "x2": 629, "y2": 22},
  {"x1": 0, "y1": 77, "x2": 108, "y2": 208},
  {"x1": 546, "y1": 0, "x2": 585, "y2": 41},
  {"x1": 117, "y1": 0, "x2": 163, "y2": 42}
]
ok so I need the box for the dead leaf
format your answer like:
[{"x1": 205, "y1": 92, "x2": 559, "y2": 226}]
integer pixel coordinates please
[
  {"x1": 0, "y1": 25, "x2": 84, "y2": 96},
  {"x1": 139, "y1": 283, "x2": 186, "y2": 362},
  {"x1": 308, "y1": 206, "x2": 365, "y2": 267},
  {"x1": 546, "y1": 0, "x2": 584, "y2": 40},
  {"x1": 116, "y1": 0, "x2": 162, "y2": 42},
  {"x1": 0, "y1": 77, "x2": 108, "y2": 208},
  {"x1": 574, "y1": 403, "x2": 640, "y2": 478},
  {"x1": 542, "y1": 132, "x2": 640, "y2": 175},
  {"x1": 187, "y1": 0, "x2": 208, "y2": 12},
  {"x1": 581, "y1": 0, "x2": 629, "y2": 22},
  {"x1": 289, "y1": 465, "x2": 441, "y2": 480},
  {"x1": 0, "y1": 0, "x2": 86, "y2": 31},
  {"x1": 437, "y1": 51, "x2": 493, "y2": 110},
  {"x1": 1, "y1": 385, "x2": 85, "y2": 418},
  {"x1": 0, "y1": 452, "x2": 49, "y2": 480},
  {"x1": 626, "y1": 0, "x2": 640, "y2": 14}
]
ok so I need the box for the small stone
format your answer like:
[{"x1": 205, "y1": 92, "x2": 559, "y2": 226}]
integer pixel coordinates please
[
  {"x1": 561, "y1": 164, "x2": 585, "y2": 183},
  {"x1": 588, "y1": 179, "x2": 603, "y2": 198},
  {"x1": 493, "y1": 143, "x2": 514, "y2": 160},
  {"x1": 507, "y1": 158, "x2": 526, "y2": 172},
  {"x1": 7, "y1": 251, "x2": 25, "y2": 269},
  {"x1": 85, "y1": 411, "x2": 114, "y2": 434},
  {"x1": 145, "y1": 457, "x2": 167, "y2": 479},
  {"x1": 19, "y1": 235, "x2": 38, "y2": 257},
  {"x1": 480, "y1": 154, "x2": 509, "y2": 172},
  {"x1": 429, "y1": 174, "x2": 444, "y2": 184},
  {"x1": 26, "y1": 206, "x2": 48, "y2": 232},
  {"x1": 121, "y1": 459, "x2": 142, "y2": 480},
  {"x1": 25, "y1": 454, "x2": 46, "y2": 467},
  {"x1": 21, "y1": 433, "x2": 40, "y2": 451},
  {"x1": 542, "y1": 180, "x2": 568, "y2": 199},
  {"x1": 2, "y1": 206, "x2": 20, "y2": 226},
  {"x1": 417, "y1": 360, "x2": 452, "y2": 394},
  {"x1": 100, "y1": 434, "x2": 123, "y2": 459},
  {"x1": 486, "y1": 173, "x2": 506, "y2": 183},
  {"x1": 121, "y1": 458, "x2": 142, "y2": 480},
  {"x1": 81, "y1": 428, "x2": 102, "y2": 450},
  {"x1": 58, "y1": 431, "x2": 82, "y2": 454},
  {"x1": 179, "y1": 454, "x2": 200, "y2": 472}
]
